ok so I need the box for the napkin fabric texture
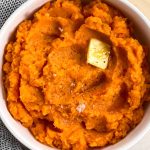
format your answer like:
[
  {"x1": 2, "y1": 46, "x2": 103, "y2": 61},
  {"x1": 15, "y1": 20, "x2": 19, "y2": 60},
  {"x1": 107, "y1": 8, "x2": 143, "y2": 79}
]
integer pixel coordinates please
[{"x1": 0, "y1": 0, "x2": 28, "y2": 149}]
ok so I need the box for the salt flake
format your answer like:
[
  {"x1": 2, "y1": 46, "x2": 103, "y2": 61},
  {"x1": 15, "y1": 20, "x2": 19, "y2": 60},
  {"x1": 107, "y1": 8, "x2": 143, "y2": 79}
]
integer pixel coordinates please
[
  {"x1": 76, "y1": 103, "x2": 86, "y2": 113},
  {"x1": 53, "y1": 73, "x2": 57, "y2": 77},
  {"x1": 58, "y1": 27, "x2": 63, "y2": 32}
]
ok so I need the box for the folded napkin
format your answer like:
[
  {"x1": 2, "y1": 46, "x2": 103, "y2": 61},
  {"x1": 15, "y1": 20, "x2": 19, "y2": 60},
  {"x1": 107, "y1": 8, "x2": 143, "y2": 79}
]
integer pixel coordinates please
[{"x1": 0, "y1": 1, "x2": 28, "y2": 150}]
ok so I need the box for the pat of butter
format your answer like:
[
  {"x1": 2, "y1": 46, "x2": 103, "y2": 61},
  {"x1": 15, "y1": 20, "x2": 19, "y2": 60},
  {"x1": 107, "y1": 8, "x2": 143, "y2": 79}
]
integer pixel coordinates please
[{"x1": 87, "y1": 38, "x2": 111, "y2": 69}]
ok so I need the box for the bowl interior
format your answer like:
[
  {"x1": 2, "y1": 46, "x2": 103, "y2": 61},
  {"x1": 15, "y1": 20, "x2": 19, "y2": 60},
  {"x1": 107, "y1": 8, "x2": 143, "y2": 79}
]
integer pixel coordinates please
[{"x1": 0, "y1": 0, "x2": 150, "y2": 150}]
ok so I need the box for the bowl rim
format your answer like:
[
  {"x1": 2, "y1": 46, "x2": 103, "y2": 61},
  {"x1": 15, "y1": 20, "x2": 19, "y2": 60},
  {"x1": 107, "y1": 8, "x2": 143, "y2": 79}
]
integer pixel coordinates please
[{"x1": 0, "y1": 0, "x2": 150, "y2": 150}]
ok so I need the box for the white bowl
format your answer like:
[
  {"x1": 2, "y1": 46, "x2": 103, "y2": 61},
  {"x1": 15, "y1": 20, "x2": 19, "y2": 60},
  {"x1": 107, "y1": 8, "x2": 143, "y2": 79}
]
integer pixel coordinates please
[{"x1": 0, "y1": 0, "x2": 150, "y2": 150}]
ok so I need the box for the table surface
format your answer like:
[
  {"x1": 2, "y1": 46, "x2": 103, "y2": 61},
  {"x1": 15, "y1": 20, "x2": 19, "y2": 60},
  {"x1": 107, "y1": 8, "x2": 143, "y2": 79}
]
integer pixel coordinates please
[
  {"x1": 129, "y1": 0, "x2": 150, "y2": 19},
  {"x1": 128, "y1": 0, "x2": 150, "y2": 150}
]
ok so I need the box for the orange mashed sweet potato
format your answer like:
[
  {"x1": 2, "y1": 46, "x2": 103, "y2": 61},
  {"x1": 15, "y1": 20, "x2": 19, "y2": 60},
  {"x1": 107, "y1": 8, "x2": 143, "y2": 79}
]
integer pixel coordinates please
[{"x1": 3, "y1": 0, "x2": 150, "y2": 149}]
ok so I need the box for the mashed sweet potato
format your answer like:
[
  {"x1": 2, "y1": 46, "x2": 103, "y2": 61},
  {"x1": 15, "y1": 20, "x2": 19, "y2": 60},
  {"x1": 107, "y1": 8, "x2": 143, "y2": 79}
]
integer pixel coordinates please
[{"x1": 3, "y1": 0, "x2": 150, "y2": 149}]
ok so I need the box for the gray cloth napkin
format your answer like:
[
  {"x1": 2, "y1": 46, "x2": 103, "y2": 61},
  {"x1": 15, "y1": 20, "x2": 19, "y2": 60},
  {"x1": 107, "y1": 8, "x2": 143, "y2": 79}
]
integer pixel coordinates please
[{"x1": 0, "y1": 1, "x2": 28, "y2": 149}]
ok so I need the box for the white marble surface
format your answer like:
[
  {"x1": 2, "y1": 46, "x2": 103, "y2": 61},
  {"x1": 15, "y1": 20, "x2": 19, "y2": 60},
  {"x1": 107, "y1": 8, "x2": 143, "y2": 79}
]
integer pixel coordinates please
[{"x1": 128, "y1": 0, "x2": 150, "y2": 150}]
